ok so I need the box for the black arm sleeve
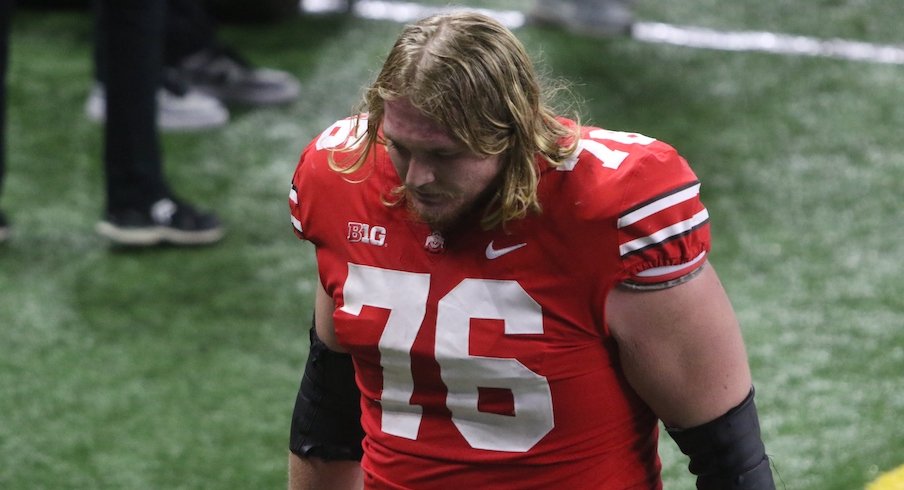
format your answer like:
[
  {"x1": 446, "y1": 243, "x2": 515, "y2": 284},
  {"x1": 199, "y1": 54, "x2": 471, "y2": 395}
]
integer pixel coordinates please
[
  {"x1": 667, "y1": 387, "x2": 775, "y2": 490},
  {"x1": 289, "y1": 324, "x2": 364, "y2": 461}
]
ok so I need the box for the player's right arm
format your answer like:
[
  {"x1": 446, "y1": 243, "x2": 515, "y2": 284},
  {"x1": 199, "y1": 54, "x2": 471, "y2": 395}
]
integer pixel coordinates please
[{"x1": 287, "y1": 281, "x2": 364, "y2": 490}]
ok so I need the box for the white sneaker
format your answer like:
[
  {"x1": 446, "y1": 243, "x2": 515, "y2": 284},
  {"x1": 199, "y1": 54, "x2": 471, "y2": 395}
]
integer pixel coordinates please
[
  {"x1": 84, "y1": 82, "x2": 230, "y2": 131},
  {"x1": 529, "y1": 0, "x2": 635, "y2": 37}
]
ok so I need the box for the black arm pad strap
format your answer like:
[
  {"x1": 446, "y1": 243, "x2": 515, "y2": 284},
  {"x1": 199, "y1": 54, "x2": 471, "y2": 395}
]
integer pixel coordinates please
[
  {"x1": 289, "y1": 324, "x2": 364, "y2": 461},
  {"x1": 667, "y1": 388, "x2": 775, "y2": 490}
]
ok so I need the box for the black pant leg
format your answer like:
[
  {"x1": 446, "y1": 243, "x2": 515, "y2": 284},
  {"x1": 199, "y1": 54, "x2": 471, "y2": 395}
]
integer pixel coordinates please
[
  {"x1": 164, "y1": 0, "x2": 218, "y2": 67},
  {"x1": 94, "y1": 0, "x2": 171, "y2": 211},
  {"x1": 0, "y1": 0, "x2": 14, "y2": 203}
]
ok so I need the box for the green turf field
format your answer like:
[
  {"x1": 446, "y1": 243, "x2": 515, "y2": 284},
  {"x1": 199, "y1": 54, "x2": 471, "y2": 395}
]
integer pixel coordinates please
[{"x1": 2, "y1": 1, "x2": 902, "y2": 488}]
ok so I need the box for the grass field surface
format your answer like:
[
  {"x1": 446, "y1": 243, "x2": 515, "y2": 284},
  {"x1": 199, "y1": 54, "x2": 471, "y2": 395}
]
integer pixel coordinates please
[{"x1": 2, "y1": 1, "x2": 902, "y2": 488}]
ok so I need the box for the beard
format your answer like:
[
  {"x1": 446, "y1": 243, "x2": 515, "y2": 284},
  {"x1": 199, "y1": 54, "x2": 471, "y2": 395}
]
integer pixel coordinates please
[
  {"x1": 402, "y1": 186, "x2": 464, "y2": 232},
  {"x1": 396, "y1": 181, "x2": 499, "y2": 234}
]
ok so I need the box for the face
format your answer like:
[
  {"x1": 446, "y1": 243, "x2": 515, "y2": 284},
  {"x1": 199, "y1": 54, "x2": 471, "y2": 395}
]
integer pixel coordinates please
[{"x1": 382, "y1": 98, "x2": 504, "y2": 231}]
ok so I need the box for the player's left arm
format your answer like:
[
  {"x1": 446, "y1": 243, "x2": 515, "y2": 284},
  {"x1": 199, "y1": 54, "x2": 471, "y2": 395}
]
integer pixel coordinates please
[{"x1": 606, "y1": 262, "x2": 775, "y2": 489}]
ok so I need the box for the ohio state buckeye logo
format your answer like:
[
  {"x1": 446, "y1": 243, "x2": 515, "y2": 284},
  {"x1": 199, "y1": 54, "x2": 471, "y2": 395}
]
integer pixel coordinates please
[{"x1": 424, "y1": 231, "x2": 445, "y2": 253}]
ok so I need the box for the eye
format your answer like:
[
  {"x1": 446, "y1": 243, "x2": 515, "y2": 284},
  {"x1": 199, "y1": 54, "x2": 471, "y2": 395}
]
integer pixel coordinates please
[
  {"x1": 385, "y1": 139, "x2": 409, "y2": 157},
  {"x1": 430, "y1": 150, "x2": 458, "y2": 159}
]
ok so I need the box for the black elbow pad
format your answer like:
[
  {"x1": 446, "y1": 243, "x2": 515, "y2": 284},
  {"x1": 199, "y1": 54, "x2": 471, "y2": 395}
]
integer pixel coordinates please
[
  {"x1": 289, "y1": 325, "x2": 364, "y2": 461},
  {"x1": 667, "y1": 388, "x2": 775, "y2": 490}
]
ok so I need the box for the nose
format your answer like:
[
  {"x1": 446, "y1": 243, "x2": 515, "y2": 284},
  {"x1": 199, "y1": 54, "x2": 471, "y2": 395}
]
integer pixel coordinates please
[{"x1": 404, "y1": 157, "x2": 435, "y2": 187}]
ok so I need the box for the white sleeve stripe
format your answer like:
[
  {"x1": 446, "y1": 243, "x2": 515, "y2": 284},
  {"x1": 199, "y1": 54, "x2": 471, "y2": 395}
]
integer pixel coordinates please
[
  {"x1": 291, "y1": 216, "x2": 303, "y2": 234},
  {"x1": 289, "y1": 188, "x2": 298, "y2": 204},
  {"x1": 634, "y1": 250, "x2": 707, "y2": 278},
  {"x1": 619, "y1": 208, "x2": 709, "y2": 256},
  {"x1": 618, "y1": 182, "x2": 701, "y2": 228}
]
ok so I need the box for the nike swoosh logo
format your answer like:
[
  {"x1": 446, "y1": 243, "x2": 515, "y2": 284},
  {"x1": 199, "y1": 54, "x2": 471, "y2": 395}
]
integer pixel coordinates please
[{"x1": 485, "y1": 241, "x2": 527, "y2": 259}]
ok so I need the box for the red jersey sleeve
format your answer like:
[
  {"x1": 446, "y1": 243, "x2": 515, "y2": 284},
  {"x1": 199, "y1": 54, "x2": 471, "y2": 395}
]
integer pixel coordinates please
[
  {"x1": 552, "y1": 123, "x2": 711, "y2": 288},
  {"x1": 289, "y1": 115, "x2": 370, "y2": 243},
  {"x1": 613, "y1": 138, "x2": 711, "y2": 288},
  {"x1": 289, "y1": 144, "x2": 313, "y2": 242}
]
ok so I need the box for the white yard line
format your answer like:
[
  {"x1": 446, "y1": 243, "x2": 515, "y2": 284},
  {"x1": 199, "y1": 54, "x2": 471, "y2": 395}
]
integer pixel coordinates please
[
  {"x1": 632, "y1": 22, "x2": 904, "y2": 65},
  {"x1": 301, "y1": 0, "x2": 904, "y2": 65}
]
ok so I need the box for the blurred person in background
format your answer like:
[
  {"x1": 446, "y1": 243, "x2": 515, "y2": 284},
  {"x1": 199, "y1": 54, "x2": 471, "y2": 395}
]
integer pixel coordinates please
[
  {"x1": 85, "y1": 0, "x2": 301, "y2": 131},
  {"x1": 0, "y1": 0, "x2": 223, "y2": 246}
]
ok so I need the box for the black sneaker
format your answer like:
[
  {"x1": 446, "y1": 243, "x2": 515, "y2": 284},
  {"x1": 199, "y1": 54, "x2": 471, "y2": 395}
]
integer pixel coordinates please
[
  {"x1": 96, "y1": 198, "x2": 224, "y2": 246},
  {"x1": 177, "y1": 46, "x2": 301, "y2": 107},
  {"x1": 0, "y1": 210, "x2": 9, "y2": 244}
]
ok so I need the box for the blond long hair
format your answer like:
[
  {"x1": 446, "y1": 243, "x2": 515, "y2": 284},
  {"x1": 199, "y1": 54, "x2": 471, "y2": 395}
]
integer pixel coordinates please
[{"x1": 332, "y1": 11, "x2": 579, "y2": 229}]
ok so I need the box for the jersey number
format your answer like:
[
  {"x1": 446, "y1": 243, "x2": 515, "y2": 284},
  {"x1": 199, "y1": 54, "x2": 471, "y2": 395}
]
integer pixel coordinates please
[
  {"x1": 341, "y1": 263, "x2": 554, "y2": 453},
  {"x1": 560, "y1": 129, "x2": 656, "y2": 171}
]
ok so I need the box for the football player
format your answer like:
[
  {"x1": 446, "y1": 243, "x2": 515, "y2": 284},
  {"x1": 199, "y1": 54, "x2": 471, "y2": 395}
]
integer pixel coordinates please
[{"x1": 287, "y1": 11, "x2": 775, "y2": 490}]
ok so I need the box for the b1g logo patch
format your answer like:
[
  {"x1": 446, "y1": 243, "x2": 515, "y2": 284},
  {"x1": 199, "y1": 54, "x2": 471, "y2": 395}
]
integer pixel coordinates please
[{"x1": 348, "y1": 222, "x2": 387, "y2": 246}]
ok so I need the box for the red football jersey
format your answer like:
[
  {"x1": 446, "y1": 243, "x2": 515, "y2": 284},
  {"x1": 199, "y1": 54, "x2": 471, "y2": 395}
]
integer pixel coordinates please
[{"x1": 289, "y1": 116, "x2": 711, "y2": 489}]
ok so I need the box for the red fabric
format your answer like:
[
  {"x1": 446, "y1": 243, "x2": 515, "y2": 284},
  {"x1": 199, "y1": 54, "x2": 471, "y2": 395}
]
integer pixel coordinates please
[{"x1": 287, "y1": 117, "x2": 712, "y2": 489}]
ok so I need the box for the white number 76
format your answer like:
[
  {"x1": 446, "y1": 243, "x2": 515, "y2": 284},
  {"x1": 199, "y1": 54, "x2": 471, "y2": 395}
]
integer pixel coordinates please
[{"x1": 340, "y1": 263, "x2": 554, "y2": 453}]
